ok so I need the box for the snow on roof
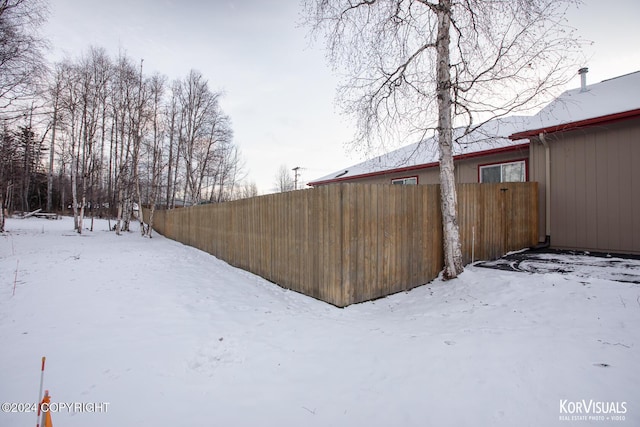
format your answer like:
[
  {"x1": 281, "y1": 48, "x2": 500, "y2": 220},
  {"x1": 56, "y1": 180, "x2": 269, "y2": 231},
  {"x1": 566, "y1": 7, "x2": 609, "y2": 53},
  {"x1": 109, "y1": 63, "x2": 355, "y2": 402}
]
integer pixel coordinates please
[
  {"x1": 511, "y1": 70, "x2": 640, "y2": 139},
  {"x1": 310, "y1": 115, "x2": 532, "y2": 185},
  {"x1": 311, "y1": 70, "x2": 640, "y2": 185}
]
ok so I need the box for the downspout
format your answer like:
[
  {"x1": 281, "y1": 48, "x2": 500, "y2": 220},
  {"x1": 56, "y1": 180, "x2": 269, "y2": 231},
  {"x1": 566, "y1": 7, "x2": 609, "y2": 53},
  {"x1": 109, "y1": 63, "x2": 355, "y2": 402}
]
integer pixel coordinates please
[{"x1": 538, "y1": 132, "x2": 551, "y2": 248}]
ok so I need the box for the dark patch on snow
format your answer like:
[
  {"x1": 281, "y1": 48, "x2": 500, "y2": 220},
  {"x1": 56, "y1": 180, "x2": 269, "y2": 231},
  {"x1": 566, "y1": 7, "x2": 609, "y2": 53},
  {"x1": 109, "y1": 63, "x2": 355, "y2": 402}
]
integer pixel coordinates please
[{"x1": 476, "y1": 249, "x2": 640, "y2": 284}]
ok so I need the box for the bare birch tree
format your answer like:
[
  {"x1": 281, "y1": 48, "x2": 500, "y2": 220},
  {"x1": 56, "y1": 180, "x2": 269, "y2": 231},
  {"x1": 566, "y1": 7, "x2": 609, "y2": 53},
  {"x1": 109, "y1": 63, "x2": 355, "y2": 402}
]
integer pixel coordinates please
[
  {"x1": 0, "y1": 0, "x2": 48, "y2": 117},
  {"x1": 111, "y1": 53, "x2": 143, "y2": 235},
  {"x1": 78, "y1": 48, "x2": 110, "y2": 233},
  {"x1": 55, "y1": 59, "x2": 82, "y2": 230},
  {"x1": 164, "y1": 80, "x2": 180, "y2": 209},
  {"x1": 274, "y1": 164, "x2": 295, "y2": 193},
  {"x1": 12, "y1": 42, "x2": 242, "y2": 235},
  {"x1": 303, "y1": 0, "x2": 582, "y2": 278},
  {"x1": 177, "y1": 70, "x2": 232, "y2": 205},
  {"x1": 46, "y1": 68, "x2": 62, "y2": 212},
  {"x1": 0, "y1": 0, "x2": 48, "y2": 230},
  {"x1": 205, "y1": 120, "x2": 238, "y2": 203},
  {"x1": 236, "y1": 181, "x2": 259, "y2": 200},
  {"x1": 142, "y1": 72, "x2": 166, "y2": 237},
  {"x1": 54, "y1": 48, "x2": 112, "y2": 233},
  {"x1": 131, "y1": 59, "x2": 149, "y2": 236}
]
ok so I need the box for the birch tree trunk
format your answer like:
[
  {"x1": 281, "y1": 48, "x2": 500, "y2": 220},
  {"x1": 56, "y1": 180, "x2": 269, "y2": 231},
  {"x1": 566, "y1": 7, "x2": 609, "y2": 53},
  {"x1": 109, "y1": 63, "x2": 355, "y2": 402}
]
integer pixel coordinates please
[
  {"x1": 134, "y1": 152, "x2": 145, "y2": 236},
  {"x1": 436, "y1": 0, "x2": 463, "y2": 279},
  {"x1": 47, "y1": 93, "x2": 58, "y2": 212},
  {"x1": 165, "y1": 95, "x2": 176, "y2": 209},
  {"x1": 71, "y1": 148, "x2": 79, "y2": 232},
  {"x1": 132, "y1": 128, "x2": 145, "y2": 235},
  {"x1": 76, "y1": 149, "x2": 84, "y2": 234},
  {"x1": 145, "y1": 75, "x2": 165, "y2": 237},
  {"x1": 146, "y1": 146, "x2": 161, "y2": 238},
  {"x1": 121, "y1": 190, "x2": 132, "y2": 233},
  {"x1": 0, "y1": 194, "x2": 5, "y2": 232},
  {"x1": 115, "y1": 185, "x2": 123, "y2": 235}
]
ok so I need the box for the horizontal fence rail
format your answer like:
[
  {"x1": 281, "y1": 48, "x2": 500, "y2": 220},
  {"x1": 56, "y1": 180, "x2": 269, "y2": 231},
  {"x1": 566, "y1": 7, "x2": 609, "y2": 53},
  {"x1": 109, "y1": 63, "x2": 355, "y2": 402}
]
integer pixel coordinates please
[{"x1": 144, "y1": 182, "x2": 538, "y2": 306}]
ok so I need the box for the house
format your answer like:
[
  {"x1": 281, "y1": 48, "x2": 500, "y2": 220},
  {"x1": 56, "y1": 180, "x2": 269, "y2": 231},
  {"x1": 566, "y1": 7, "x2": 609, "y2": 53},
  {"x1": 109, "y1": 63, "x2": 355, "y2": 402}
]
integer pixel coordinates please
[
  {"x1": 309, "y1": 115, "x2": 533, "y2": 187},
  {"x1": 309, "y1": 70, "x2": 640, "y2": 255},
  {"x1": 511, "y1": 70, "x2": 640, "y2": 255}
]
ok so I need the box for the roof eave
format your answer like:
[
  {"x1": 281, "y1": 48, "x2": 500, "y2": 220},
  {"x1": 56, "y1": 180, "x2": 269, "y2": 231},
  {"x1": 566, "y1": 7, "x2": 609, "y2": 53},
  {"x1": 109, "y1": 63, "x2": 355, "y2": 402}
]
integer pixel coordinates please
[
  {"x1": 509, "y1": 108, "x2": 640, "y2": 140},
  {"x1": 308, "y1": 142, "x2": 530, "y2": 186}
]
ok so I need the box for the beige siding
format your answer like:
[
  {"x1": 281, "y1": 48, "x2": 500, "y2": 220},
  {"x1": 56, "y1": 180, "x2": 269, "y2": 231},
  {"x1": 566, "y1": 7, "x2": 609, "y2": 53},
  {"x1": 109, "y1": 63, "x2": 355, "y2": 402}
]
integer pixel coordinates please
[
  {"x1": 529, "y1": 138, "x2": 548, "y2": 242},
  {"x1": 456, "y1": 150, "x2": 529, "y2": 182},
  {"x1": 539, "y1": 119, "x2": 640, "y2": 254}
]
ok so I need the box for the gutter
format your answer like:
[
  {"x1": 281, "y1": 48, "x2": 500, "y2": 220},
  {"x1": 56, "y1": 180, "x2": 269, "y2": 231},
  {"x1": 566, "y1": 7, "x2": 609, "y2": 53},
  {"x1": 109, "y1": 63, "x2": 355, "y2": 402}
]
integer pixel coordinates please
[{"x1": 509, "y1": 108, "x2": 640, "y2": 140}]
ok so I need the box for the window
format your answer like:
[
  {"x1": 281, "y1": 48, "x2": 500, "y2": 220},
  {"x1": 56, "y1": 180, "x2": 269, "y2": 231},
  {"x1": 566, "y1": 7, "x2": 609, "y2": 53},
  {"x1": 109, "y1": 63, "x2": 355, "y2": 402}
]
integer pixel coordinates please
[
  {"x1": 391, "y1": 176, "x2": 418, "y2": 185},
  {"x1": 479, "y1": 160, "x2": 526, "y2": 183}
]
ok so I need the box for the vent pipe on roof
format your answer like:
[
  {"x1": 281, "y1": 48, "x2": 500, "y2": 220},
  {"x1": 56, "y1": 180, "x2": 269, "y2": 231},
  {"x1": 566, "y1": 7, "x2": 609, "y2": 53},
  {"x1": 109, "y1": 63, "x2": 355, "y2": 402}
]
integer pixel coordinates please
[{"x1": 578, "y1": 67, "x2": 589, "y2": 92}]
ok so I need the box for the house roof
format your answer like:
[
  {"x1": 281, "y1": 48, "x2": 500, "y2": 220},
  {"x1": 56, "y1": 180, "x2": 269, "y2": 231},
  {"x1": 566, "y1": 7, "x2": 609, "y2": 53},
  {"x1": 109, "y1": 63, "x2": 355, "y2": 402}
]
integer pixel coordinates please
[
  {"x1": 309, "y1": 115, "x2": 532, "y2": 186},
  {"x1": 310, "y1": 70, "x2": 640, "y2": 186},
  {"x1": 510, "y1": 70, "x2": 640, "y2": 140}
]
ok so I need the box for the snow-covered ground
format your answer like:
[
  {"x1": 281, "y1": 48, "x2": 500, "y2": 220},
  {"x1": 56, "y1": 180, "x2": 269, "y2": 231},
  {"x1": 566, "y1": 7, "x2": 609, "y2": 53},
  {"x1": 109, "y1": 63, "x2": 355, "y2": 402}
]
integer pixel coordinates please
[{"x1": 1, "y1": 217, "x2": 638, "y2": 426}]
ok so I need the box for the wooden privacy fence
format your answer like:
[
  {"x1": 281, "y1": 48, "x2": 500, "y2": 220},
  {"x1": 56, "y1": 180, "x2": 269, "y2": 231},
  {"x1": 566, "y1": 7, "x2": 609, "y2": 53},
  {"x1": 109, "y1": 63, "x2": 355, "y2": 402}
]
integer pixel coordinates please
[{"x1": 144, "y1": 182, "x2": 538, "y2": 307}]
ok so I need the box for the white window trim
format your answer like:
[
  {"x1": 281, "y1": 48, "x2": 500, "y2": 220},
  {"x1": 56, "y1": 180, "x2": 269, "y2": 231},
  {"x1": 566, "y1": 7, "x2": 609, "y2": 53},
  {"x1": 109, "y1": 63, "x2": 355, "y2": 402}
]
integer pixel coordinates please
[
  {"x1": 391, "y1": 176, "x2": 418, "y2": 185},
  {"x1": 479, "y1": 160, "x2": 526, "y2": 183}
]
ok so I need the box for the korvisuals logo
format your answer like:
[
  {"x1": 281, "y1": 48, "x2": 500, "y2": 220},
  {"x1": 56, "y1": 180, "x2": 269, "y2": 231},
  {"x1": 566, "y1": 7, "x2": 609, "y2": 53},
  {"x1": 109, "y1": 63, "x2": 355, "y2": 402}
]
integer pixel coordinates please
[{"x1": 559, "y1": 399, "x2": 627, "y2": 422}]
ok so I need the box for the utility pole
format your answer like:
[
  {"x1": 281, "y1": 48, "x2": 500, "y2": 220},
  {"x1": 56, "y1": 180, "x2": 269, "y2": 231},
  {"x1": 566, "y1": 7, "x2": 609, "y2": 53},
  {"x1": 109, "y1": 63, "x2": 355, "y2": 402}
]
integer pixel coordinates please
[{"x1": 292, "y1": 166, "x2": 301, "y2": 190}]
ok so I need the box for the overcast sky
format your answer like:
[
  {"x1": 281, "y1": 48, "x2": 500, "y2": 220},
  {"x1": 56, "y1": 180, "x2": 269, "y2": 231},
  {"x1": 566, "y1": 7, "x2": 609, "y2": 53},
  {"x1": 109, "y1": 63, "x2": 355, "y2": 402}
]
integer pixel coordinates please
[{"x1": 42, "y1": 0, "x2": 640, "y2": 193}]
